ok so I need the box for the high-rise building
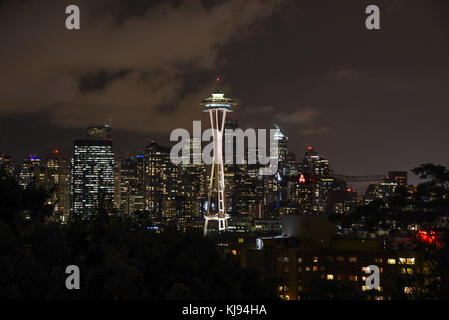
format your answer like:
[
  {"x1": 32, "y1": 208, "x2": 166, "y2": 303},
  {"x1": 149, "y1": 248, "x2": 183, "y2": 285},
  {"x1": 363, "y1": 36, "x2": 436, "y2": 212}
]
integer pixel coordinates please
[
  {"x1": 19, "y1": 155, "x2": 45, "y2": 189},
  {"x1": 286, "y1": 152, "x2": 299, "y2": 177},
  {"x1": 0, "y1": 154, "x2": 14, "y2": 175},
  {"x1": 388, "y1": 171, "x2": 408, "y2": 186},
  {"x1": 44, "y1": 149, "x2": 69, "y2": 222},
  {"x1": 70, "y1": 128, "x2": 115, "y2": 217},
  {"x1": 272, "y1": 125, "x2": 288, "y2": 176},
  {"x1": 143, "y1": 142, "x2": 179, "y2": 219},
  {"x1": 119, "y1": 156, "x2": 145, "y2": 215},
  {"x1": 179, "y1": 137, "x2": 207, "y2": 218}
]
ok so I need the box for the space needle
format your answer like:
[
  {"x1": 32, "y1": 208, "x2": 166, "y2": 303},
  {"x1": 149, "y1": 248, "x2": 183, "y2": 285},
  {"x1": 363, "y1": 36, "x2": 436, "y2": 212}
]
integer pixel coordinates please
[{"x1": 200, "y1": 77, "x2": 236, "y2": 236}]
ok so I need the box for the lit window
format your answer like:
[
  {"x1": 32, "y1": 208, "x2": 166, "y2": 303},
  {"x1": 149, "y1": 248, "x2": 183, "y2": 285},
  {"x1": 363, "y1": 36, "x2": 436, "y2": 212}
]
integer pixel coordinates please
[
  {"x1": 399, "y1": 258, "x2": 406, "y2": 264},
  {"x1": 313, "y1": 266, "x2": 318, "y2": 272},
  {"x1": 284, "y1": 257, "x2": 289, "y2": 262},
  {"x1": 327, "y1": 274, "x2": 334, "y2": 280},
  {"x1": 407, "y1": 258, "x2": 415, "y2": 265},
  {"x1": 387, "y1": 259, "x2": 396, "y2": 264},
  {"x1": 238, "y1": 238, "x2": 244, "y2": 243},
  {"x1": 349, "y1": 257, "x2": 357, "y2": 263},
  {"x1": 336, "y1": 257, "x2": 344, "y2": 261},
  {"x1": 305, "y1": 266, "x2": 310, "y2": 271},
  {"x1": 298, "y1": 257, "x2": 302, "y2": 263},
  {"x1": 298, "y1": 267, "x2": 302, "y2": 273},
  {"x1": 349, "y1": 275, "x2": 358, "y2": 281},
  {"x1": 231, "y1": 250, "x2": 237, "y2": 255},
  {"x1": 401, "y1": 268, "x2": 413, "y2": 274},
  {"x1": 404, "y1": 287, "x2": 413, "y2": 294},
  {"x1": 313, "y1": 256, "x2": 319, "y2": 263}
]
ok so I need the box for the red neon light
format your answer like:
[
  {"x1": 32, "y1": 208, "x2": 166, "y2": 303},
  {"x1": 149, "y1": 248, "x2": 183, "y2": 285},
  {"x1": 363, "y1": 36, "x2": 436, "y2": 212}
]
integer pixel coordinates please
[
  {"x1": 308, "y1": 146, "x2": 313, "y2": 150},
  {"x1": 54, "y1": 149, "x2": 60, "y2": 154},
  {"x1": 416, "y1": 230, "x2": 442, "y2": 248},
  {"x1": 347, "y1": 188, "x2": 352, "y2": 192}
]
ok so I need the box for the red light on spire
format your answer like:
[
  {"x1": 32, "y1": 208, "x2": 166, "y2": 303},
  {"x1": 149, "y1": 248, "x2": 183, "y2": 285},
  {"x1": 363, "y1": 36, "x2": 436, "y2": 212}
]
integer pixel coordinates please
[
  {"x1": 216, "y1": 77, "x2": 221, "y2": 82},
  {"x1": 54, "y1": 149, "x2": 60, "y2": 155},
  {"x1": 308, "y1": 146, "x2": 312, "y2": 150}
]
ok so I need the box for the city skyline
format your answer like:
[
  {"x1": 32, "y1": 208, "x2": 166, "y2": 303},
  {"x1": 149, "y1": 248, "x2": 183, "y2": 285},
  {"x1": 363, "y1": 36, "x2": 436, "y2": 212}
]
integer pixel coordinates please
[
  {"x1": 1, "y1": 0, "x2": 448, "y2": 304},
  {"x1": 0, "y1": 0, "x2": 448, "y2": 184}
]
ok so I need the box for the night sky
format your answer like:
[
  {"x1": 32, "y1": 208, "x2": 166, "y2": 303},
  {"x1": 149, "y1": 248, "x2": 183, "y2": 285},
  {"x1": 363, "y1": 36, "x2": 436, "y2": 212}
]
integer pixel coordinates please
[{"x1": 0, "y1": 0, "x2": 448, "y2": 184}]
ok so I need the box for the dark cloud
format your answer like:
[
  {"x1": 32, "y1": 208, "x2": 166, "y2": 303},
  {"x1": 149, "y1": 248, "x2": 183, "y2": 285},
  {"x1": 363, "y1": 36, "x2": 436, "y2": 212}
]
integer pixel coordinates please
[{"x1": 78, "y1": 69, "x2": 131, "y2": 94}]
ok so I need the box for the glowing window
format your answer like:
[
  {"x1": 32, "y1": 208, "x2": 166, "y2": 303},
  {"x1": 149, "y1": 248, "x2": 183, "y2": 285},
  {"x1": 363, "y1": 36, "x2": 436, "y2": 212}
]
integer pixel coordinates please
[
  {"x1": 404, "y1": 287, "x2": 413, "y2": 294},
  {"x1": 336, "y1": 257, "x2": 344, "y2": 262},
  {"x1": 407, "y1": 258, "x2": 415, "y2": 265},
  {"x1": 238, "y1": 238, "x2": 244, "y2": 243},
  {"x1": 313, "y1": 256, "x2": 319, "y2": 263},
  {"x1": 387, "y1": 259, "x2": 396, "y2": 264},
  {"x1": 298, "y1": 257, "x2": 302, "y2": 263},
  {"x1": 327, "y1": 274, "x2": 334, "y2": 280},
  {"x1": 349, "y1": 257, "x2": 357, "y2": 263},
  {"x1": 231, "y1": 250, "x2": 237, "y2": 255},
  {"x1": 313, "y1": 266, "x2": 318, "y2": 272}
]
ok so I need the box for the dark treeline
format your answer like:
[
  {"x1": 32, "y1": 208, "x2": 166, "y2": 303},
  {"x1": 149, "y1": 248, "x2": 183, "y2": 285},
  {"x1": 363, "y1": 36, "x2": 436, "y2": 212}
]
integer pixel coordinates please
[{"x1": 0, "y1": 171, "x2": 277, "y2": 300}]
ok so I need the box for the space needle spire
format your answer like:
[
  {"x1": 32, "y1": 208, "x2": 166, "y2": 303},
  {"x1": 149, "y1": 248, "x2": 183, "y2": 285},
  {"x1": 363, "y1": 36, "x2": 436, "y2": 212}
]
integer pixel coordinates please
[{"x1": 200, "y1": 77, "x2": 236, "y2": 236}]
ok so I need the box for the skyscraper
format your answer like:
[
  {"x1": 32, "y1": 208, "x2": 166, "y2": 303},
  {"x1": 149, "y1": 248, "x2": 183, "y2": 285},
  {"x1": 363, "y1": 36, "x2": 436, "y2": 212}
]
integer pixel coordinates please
[
  {"x1": 388, "y1": 171, "x2": 408, "y2": 186},
  {"x1": 143, "y1": 142, "x2": 179, "y2": 219},
  {"x1": 19, "y1": 155, "x2": 45, "y2": 189},
  {"x1": 0, "y1": 154, "x2": 14, "y2": 175},
  {"x1": 44, "y1": 149, "x2": 69, "y2": 222},
  {"x1": 119, "y1": 156, "x2": 145, "y2": 216},
  {"x1": 70, "y1": 127, "x2": 115, "y2": 217}
]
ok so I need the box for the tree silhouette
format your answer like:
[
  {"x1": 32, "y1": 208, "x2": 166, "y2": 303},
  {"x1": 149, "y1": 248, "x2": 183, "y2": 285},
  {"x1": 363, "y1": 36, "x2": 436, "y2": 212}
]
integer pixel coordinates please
[{"x1": 0, "y1": 170, "x2": 277, "y2": 300}]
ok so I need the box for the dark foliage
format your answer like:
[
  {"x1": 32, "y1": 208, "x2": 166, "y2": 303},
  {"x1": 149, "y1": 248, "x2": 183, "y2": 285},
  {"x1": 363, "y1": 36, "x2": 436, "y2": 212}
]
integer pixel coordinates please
[{"x1": 0, "y1": 171, "x2": 277, "y2": 300}]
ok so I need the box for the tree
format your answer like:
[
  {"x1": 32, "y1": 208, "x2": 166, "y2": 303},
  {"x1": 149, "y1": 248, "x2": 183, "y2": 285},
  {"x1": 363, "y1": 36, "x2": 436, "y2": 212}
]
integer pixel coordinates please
[
  {"x1": 0, "y1": 170, "x2": 277, "y2": 300},
  {"x1": 338, "y1": 164, "x2": 449, "y2": 299}
]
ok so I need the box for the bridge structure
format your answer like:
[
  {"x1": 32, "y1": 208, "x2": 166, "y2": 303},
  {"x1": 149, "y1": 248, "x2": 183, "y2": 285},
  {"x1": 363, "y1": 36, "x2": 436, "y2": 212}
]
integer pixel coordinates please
[{"x1": 330, "y1": 173, "x2": 386, "y2": 183}]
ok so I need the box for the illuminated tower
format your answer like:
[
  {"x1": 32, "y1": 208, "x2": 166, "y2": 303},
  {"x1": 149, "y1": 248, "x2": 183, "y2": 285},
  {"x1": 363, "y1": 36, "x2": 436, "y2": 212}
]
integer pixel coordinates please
[{"x1": 200, "y1": 79, "x2": 236, "y2": 235}]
